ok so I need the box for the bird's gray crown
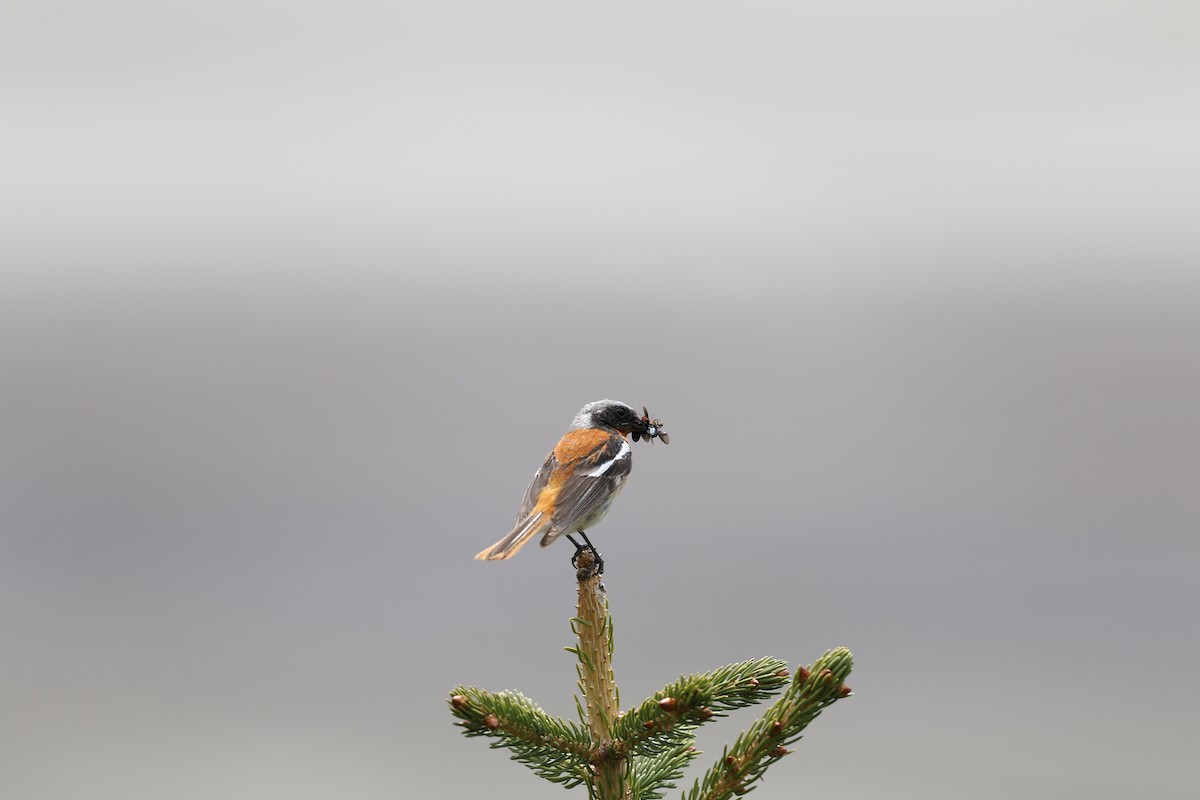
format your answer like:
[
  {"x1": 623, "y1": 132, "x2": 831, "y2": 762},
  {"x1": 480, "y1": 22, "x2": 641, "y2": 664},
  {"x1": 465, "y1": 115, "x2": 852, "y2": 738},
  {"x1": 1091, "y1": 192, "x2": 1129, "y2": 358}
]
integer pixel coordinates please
[{"x1": 571, "y1": 399, "x2": 637, "y2": 430}]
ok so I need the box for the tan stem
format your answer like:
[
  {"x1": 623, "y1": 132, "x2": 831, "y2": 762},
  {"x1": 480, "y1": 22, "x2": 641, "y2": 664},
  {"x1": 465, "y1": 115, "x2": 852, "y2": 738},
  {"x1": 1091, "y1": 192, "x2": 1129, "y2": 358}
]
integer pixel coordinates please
[{"x1": 574, "y1": 552, "x2": 627, "y2": 800}]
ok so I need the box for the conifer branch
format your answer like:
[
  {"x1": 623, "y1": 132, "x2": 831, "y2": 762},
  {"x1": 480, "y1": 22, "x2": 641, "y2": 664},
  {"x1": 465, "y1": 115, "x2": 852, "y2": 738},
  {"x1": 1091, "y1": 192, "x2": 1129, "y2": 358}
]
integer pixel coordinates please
[
  {"x1": 612, "y1": 657, "x2": 791, "y2": 758},
  {"x1": 683, "y1": 648, "x2": 855, "y2": 800},
  {"x1": 450, "y1": 544, "x2": 854, "y2": 799},
  {"x1": 571, "y1": 549, "x2": 627, "y2": 799},
  {"x1": 628, "y1": 744, "x2": 701, "y2": 800},
  {"x1": 448, "y1": 687, "x2": 594, "y2": 787}
]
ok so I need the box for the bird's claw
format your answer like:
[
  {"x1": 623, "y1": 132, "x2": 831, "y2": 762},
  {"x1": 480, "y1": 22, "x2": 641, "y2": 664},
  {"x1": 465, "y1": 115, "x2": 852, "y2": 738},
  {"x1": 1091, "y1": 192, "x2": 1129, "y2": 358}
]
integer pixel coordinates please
[{"x1": 568, "y1": 534, "x2": 604, "y2": 576}]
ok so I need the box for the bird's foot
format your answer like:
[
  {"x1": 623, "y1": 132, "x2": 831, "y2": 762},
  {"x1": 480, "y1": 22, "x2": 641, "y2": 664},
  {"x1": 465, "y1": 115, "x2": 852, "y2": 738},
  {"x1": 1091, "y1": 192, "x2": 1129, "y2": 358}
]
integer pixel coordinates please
[{"x1": 567, "y1": 533, "x2": 605, "y2": 578}]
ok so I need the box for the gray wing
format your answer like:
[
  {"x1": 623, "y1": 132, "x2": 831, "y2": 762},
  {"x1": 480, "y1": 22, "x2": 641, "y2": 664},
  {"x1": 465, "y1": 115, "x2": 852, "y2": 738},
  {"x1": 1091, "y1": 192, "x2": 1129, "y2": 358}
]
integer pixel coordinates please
[
  {"x1": 515, "y1": 451, "x2": 555, "y2": 523},
  {"x1": 540, "y1": 437, "x2": 633, "y2": 546}
]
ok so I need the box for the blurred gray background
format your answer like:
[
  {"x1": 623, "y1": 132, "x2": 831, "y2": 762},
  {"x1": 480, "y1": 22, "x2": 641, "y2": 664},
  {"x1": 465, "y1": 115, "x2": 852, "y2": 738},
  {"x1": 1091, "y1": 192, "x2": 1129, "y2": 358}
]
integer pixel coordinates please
[{"x1": 3, "y1": 2, "x2": 1198, "y2": 798}]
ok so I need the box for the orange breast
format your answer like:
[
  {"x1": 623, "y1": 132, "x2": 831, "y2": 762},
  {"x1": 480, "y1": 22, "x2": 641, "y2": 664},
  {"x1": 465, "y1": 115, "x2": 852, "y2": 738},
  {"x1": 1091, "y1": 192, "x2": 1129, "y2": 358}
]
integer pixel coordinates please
[
  {"x1": 553, "y1": 428, "x2": 618, "y2": 464},
  {"x1": 530, "y1": 428, "x2": 622, "y2": 516}
]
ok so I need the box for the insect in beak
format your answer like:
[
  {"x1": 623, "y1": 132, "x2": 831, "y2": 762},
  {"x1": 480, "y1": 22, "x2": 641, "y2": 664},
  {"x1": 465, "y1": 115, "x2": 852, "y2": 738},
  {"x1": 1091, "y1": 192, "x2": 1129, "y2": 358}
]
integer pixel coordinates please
[{"x1": 634, "y1": 406, "x2": 669, "y2": 444}]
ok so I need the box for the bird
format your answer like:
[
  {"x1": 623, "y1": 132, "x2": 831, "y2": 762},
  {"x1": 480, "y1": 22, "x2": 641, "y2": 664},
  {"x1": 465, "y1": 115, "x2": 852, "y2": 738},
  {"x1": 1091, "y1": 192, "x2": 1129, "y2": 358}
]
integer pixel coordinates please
[{"x1": 474, "y1": 399, "x2": 666, "y2": 570}]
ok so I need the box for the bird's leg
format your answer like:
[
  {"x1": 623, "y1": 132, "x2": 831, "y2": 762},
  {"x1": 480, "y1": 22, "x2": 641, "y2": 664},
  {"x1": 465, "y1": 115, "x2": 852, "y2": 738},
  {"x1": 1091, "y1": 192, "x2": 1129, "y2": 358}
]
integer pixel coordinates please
[
  {"x1": 576, "y1": 531, "x2": 604, "y2": 575},
  {"x1": 566, "y1": 534, "x2": 585, "y2": 568}
]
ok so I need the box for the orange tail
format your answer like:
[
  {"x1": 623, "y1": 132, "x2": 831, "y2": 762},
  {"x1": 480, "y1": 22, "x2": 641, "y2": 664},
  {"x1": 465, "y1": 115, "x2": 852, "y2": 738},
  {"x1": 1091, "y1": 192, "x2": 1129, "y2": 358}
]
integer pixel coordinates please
[{"x1": 475, "y1": 512, "x2": 552, "y2": 561}]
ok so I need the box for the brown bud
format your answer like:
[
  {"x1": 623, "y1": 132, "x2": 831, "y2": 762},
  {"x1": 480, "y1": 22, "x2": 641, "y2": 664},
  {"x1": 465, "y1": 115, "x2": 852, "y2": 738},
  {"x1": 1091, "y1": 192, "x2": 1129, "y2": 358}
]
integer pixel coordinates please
[
  {"x1": 771, "y1": 746, "x2": 789, "y2": 758},
  {"x1": 770, "y1": 721, "x2": 784, "y2": 736},
  {"x1": 796, "y1": 666, "x2": 811, "y2": 681},
  {"x1": 776, "y1": 669, "x2": 790, "y2": 678},
  {"x1": 699, "y1": 706, "x2": 714, "y2": 720},
  {"x1": 820, "y1": 668, "x2": 834, "y2": 681},
  {"x1": 450, "y1": 695, "x2": 469, "y2": 710},
  {"x1": 838, "y1": 684, "x2": 852, "y2": 697},
  {"x1": 483, "y1": 714, "x2": 499, "y2": 730},
  {"x1": 724, "y1": 755, "x2": 737, "y2": 769},
  {"x1": 643, "y1": 719, "x2": 656, "y2": 730},
  {"x1": 748, "y1": 677, "x2": 759, "y2": 688},
  {"x1": 658, "y1": 697, "x2": 677, "y2": 712}
]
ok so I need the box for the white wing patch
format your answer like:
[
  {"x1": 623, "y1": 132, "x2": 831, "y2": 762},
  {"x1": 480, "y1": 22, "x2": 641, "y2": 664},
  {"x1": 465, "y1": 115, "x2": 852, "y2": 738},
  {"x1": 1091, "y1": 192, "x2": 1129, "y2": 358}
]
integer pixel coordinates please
[{"x1": 584, "y1": 439, "x2": 631, "y2": 477}]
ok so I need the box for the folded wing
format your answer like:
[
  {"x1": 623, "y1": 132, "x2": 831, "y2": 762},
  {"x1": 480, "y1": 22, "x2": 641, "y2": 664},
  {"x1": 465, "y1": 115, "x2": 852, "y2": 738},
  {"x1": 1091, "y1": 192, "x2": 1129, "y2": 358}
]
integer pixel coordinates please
[{"x1": 539, "y1": 436, "x2": 632, "y2": 547}]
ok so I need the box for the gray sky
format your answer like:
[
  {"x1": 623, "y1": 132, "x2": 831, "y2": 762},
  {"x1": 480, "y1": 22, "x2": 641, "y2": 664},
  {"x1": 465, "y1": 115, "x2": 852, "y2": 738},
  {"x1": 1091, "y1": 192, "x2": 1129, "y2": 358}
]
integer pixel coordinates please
[{"x1": 3, "y1": 2, "x2": 1198, "y2": 799}]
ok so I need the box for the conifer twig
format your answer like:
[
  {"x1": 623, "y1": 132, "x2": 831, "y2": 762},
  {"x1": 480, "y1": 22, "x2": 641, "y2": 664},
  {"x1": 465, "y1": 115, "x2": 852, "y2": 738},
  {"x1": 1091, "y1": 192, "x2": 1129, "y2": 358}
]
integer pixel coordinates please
[
  {"x1": 612, "y1": 657, "x2": 792, "y2": 758},
  {"x1": 569, "y1": 549, "x2": 627, "y2": 799},
  {"x1": 450, "y1": 544, "x2": 854, "y2": 799},
  {"x1": 448, "y1": 687, "x2": 594, "y2": 787},
  {"x1": 628, "y1": 744, "x2": 700, "y2": 800},
  {"x1": 684, "y1": 647, "x2": 854, "y2": 800}
]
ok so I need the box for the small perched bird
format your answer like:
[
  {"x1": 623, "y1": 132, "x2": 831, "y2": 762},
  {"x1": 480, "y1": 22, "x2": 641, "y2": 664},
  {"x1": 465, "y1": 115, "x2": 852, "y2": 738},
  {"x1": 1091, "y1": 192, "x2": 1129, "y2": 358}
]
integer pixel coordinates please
[{"x1": 475, "y1": 399, "x2": 666, "y2": 568}]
